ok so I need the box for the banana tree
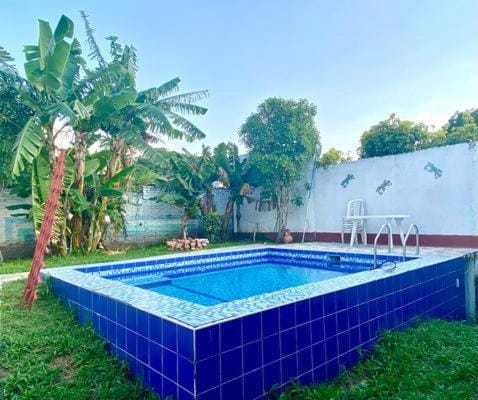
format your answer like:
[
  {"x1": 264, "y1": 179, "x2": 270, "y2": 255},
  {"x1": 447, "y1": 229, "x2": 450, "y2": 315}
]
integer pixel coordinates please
[
  {"x1": 213, "y1": 142, "x2": 251, "y2": 240},
  {"x1": 155, "y1": 149, "x2": 217, "y2": 239}
]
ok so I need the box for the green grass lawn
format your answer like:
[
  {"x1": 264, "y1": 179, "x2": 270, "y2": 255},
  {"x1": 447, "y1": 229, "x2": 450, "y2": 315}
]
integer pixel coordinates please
[
  {"x1": 1, "y1": 279, "x2": 477, "y2": 400},
  {"x1": 0, "y1": 240, "x2": 253, "y2": 275},
  {"x1": 280, "y1": 320, "x2": 478, "y2": 400},
  {"x1": 0, "y1": 280, "x2": 156, "y2": 400}
]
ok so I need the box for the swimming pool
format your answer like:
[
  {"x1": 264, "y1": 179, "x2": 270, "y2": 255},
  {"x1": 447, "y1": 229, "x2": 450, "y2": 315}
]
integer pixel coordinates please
[
  {"x1": 43, "y1": 245, "x2": 473, "y2": 400},
  {"x1": 136, "y1": 264, "x2": 348, "y2": 306}
]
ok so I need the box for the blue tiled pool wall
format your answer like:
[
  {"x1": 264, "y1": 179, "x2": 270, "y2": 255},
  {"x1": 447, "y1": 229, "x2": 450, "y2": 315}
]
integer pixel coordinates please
[
  {"x1": 192, "y1": 257, "x2": 466, "y2": 400},
  {"x1": 48, "y1": 255, "x2": 466, "y2": 400},
  {"x1": 78, "y1": 248, "x2": 409, "y2": 283},
  {"x1": 48, "y1": 277, "x2": 196, "y2": 400}
]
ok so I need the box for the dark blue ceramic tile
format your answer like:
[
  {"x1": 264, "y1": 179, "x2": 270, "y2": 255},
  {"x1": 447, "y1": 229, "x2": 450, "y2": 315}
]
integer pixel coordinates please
[
  {"x1": 93, "y1": 294, "x2": 107, "y2": 316},
  {"x1": 313, "y1": 365, "x2": 327, "y2": 383},
  {"x1": 359, "y1": 323, "x2": 370, "y2": 343},
  {"x1": 149, "y1": 369, "x2": 163, "y2": 395},
  {"x1": 295, "y1": 300, "x2": 310, "y2": 324},
  {"x1": 137, "y1": 335, "x2": 149, "y2": 364},
  {"x1": 324, "y1": 314, "x2": 337, "y2": 338},
  {"x1": 221, "y1": 376, "x2": 243, "y2": 400},
  {"x1": 281, "y1": 354, "x2": 297, "y2": 384},
  {"x1": 221, "y1": 347, "x2": 242, "y2": 382},
  {"x1": 368, "y1": 299, "x2": 378, "y2": 319},
  {"x1": 149, "y1": 315, "x2": 162, "y2": 345},
  {"x1": 335, "y1": 290, "x2": 347, "y2": 311},
  {"x1": 323, "y1": 293, "x2": 336, "y2": 315},
  {"x1": 349, "y1": 326, "x2": 360, "y2": 348},
  {"x1": 126, "y1": 305, "x2": 137, "y2": 331},
  {"x1": 178, "y1": 386, "x2": 194, "y2": 400},
  {"x1": 280, "y1": 328, "x2": 296, "y2": 356},
  {"x1": 163, "y1": 377, "x2": 178, "y2": 399},
  {"x1": 263, "y1": 361, "x2": 281, "y2": 393},
  {"x1": 116, "y1": 302, "x2": 126, "y2": 326},
  {"x1": 311, "y1": 297, "x2": 324, "y2": 320},
  {"x1": 337, "y1": 331, "x2": 349, "y2": 354},
  {"x1": 337, "y1": 310, "x2": 348, "y2": 332},
  {"x1": 163, "y1": 347, "x2": 178, "y2": 382},
  {"x1": 196, "y1": 324, "x2": 219, "y2": 360},
  {"x1": 325, "y1": 336, "x2": 338, "y2": 360},
  {"x1": 137, "y1": 309, "x2": 149, "y2": 337},
  {"x1": 126, "y1": 330, "x2": 137, "y2": 357},
  {"x1": 242, "y1": 313, "x2": 261, "y2": 344},
  {"x1": 348, "y1": 306, "x2": 359, "y2": 328},
  {"x1": 220, "y1": 318, "x2": 241, "y2": 352},
  {"x1": 116, "y1": 325, "x2": 126, "y2": 350},
  {"x1": 106, "y1": 298, "x2": 116, "y2": 320},
  {"x1": 312, "y1": 341, "x2": 325, "y2": 366},
  {"x1": 311, "y1": 318, "x2": 325, "y2": 343},
  {"x1": 196, "y1": 356, "x2": 220, "y2": 393},
  {"x1": 244, "y1": 368, "x2": 263, "y2": 399},
  {"x1": 243, "y1": 340, "x2": 262, "y2": 373},
  {"x1": 346, "y1": 287, "x2": 358, "y2": 307},
  {"x1": 149, "y1": 341, "x2": 162, "y2": 372},
  {"x1": 326, "y1": 359, "x2": 340, "y2": 380},
  {"x1": 163, "y1": 319, "x2": 178, "y2": 352},
  {"x1": 261, "y1": 307, "x2": 279, "y2": 337},
  {"x1": 356, "y1": 284, "x2": 367, "y2": 304},
  {"x1": 280, "y1": 304, "x2": 295, "y2": 330},
  {"x1": 177, "y1": 325, "x2": 194, "y2": 361},
  {"x1": 367, "y1": 281, "x2": 377, "y2": 300},
  {"x1": 296, "y1": 323, "x2": 311, "y2": 349},
  {"x1": 297, "y1": 348, "x2": 312, "y2": 375},
  {"x1": 198, "y1": 386, "x2": 220, "y2": 400},
  {"x1": 263, "y1": 334, "x2": 280, "y2": 364},
  {"x1": 78, "y1": 288, "x2": 92, "y2": 309},
  {"x1": 358, "y1": 303, "x2": 369, "y2": 324}
]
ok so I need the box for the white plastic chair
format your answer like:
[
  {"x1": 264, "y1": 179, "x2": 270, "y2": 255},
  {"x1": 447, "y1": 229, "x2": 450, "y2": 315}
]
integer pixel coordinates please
[{"x1": 341, "y1": 199, "x2": 367, "y2": 246}]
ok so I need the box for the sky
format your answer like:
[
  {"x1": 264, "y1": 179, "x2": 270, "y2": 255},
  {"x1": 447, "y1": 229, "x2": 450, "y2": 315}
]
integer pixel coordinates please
[{"x1": 1, "y1": 0, "x2": 477, "y2": 156}]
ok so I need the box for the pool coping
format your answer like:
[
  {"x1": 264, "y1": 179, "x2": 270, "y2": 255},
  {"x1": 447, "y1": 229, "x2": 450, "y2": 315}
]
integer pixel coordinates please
[{"x1": 42, "y1": 243, "x2": 476, "y2": 328}]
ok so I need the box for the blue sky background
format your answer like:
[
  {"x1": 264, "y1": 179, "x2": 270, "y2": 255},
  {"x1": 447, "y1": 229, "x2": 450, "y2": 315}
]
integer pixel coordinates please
[{"x1": 2, "y1": 0, "x2": 477, "y2": 155}]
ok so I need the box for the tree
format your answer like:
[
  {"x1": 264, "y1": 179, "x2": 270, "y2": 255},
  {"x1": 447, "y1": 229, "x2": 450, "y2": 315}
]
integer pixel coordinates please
[
  {"x1": 212, "y1": 142, "x2": 250, "y2": 240},
  {"x1": 317, "y1": 147, "x2": 351, "y2": 168},
  {"x1": 358, "y1": 114, "x2": 429, "y2": 158},
  {"x1": 239, "y1": 97, "x2": 320, "y2": 242},
  {"x1": 155, "y1": 149, "x2": 217, "y2": 239},
  {"x1": 422, "y1": 109, "x2": 478, "y2": 148}
]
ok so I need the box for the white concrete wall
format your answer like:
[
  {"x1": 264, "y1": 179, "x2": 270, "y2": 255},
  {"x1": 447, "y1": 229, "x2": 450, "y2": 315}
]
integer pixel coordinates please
[{"x1": 239, "y1": 143, "x2": 478, "y2": 237}]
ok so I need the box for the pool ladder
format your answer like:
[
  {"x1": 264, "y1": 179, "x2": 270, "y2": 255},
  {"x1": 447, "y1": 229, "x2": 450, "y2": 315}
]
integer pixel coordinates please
[{"x1": 373, "y1": 223, "x2": 420, "y2": 269}]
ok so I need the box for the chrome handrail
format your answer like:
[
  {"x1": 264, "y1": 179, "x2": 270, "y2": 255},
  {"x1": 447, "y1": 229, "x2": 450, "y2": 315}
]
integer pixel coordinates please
[
  {"x1": 373, "y1": 223, "x2": 392, "y2": 268},
  {"x1": 403, "y1": 224, "x2": 420, "y2": 260}
]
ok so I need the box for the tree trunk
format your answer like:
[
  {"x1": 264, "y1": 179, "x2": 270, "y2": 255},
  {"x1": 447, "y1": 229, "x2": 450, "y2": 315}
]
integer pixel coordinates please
[
  {"x1": 106, "y1": 139, "x2": 124, "y2": 179},
  {"x1": 275, "y1": 185, "x2": 291, "y2": 243},
  {"x1": 221, "y1": 198, "x2": 234, "y2": 241},
  {"x1": 71, "y1": 131, "x2": 86, "y2": 252},
  {"x1": 181, "y1": 211, "x2": 189, "y2": 240}
]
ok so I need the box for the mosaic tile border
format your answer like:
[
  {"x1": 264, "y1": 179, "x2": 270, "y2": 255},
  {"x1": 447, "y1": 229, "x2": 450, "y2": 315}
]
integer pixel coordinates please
[{"x1": 42, "y1": 244, "x2": 472, "y2": 329}]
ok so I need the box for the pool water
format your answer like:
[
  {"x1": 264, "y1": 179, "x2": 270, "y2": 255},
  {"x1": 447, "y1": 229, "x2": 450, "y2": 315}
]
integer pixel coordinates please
[{"x1": 139, "y1": 263, "x2": 348, "y2": 306}]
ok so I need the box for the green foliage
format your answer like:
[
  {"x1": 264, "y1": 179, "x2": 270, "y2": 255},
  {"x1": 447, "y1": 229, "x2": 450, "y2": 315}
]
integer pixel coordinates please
[
  {"x1": 317, "y1": 147, "x2": 352, "y2": 168},
  {"x1": 359, "y1": 114, "x2": 430, "y2": 158},
  {"x1": 279, "y1": 319, "x2": 478, "y2": 400},
  {"x1": 239, "y1": 97, "x2": 319, "y2": 240},
  {"x1": 155, "y1": 149, "x2": 217, "y2": 238},
  {"x1": 422, "y1": 109, "x2": 478, "y2": 149},
  {"x1": 1, "y1": 13, "x2": 209, "y2": 254},
  {"x1": 201, "y1": 211, "x2": 223, "y2": 242}
]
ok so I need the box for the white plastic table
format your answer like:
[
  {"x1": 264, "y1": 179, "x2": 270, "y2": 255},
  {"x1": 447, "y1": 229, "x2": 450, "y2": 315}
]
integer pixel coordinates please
[{"x1": 342, "y1": 215, "x2": 410, "y2": 249}]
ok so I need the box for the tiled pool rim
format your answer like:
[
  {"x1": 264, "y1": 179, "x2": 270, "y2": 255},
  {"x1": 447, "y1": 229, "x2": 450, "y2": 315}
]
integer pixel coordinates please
[{"x1": 43, "y1": 244, "x2": 477, "y2": 400}]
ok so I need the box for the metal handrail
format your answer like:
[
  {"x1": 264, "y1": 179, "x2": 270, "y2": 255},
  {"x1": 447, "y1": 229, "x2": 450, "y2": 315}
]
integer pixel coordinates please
[
  {"x1": 403, "y1": 224, "x2": 420, "y2": 260},
  {"x1": 373, "y1": 223, "x2": 392, "y2": 268}
]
